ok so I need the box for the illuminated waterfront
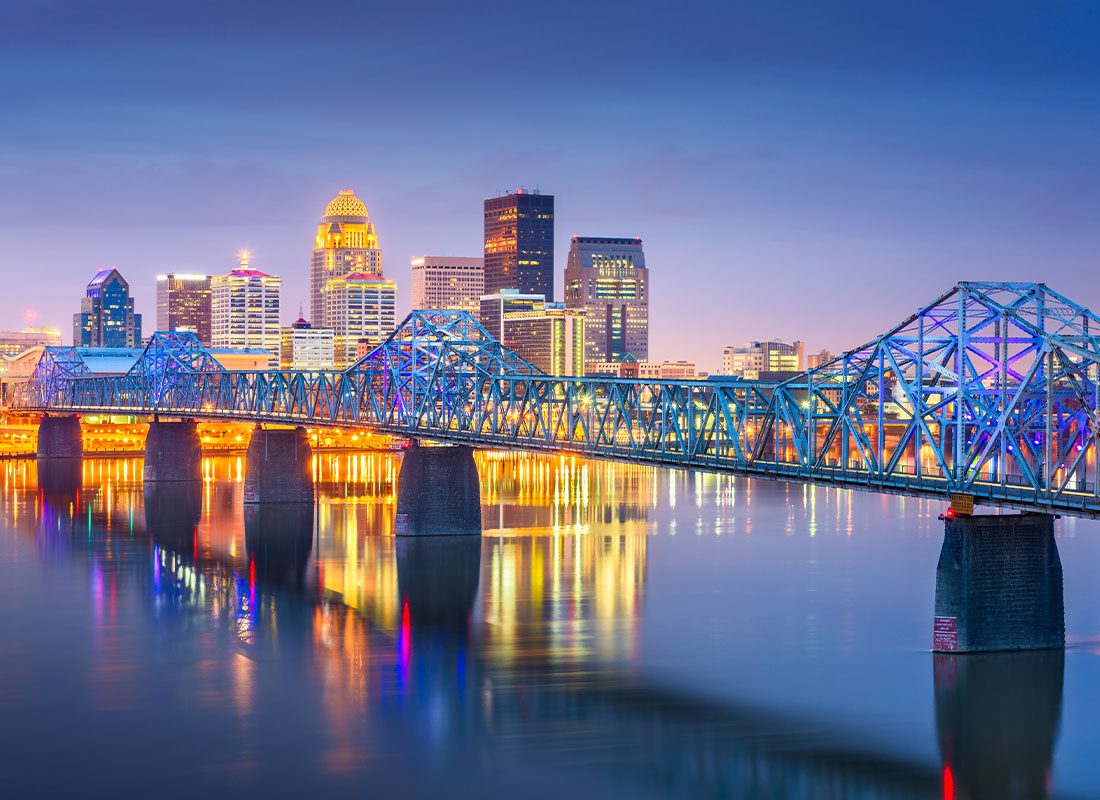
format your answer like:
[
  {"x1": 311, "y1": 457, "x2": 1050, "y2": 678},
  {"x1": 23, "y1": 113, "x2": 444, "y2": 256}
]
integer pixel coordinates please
[{"x1": 1, "y1": 453, "x2": 1099, "y2": 797}]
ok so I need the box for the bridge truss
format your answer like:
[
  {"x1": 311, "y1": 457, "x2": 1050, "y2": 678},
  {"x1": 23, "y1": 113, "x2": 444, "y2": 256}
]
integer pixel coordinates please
[{"x1": 16, "y1": 283, "x2": 1100, "y2": 516}]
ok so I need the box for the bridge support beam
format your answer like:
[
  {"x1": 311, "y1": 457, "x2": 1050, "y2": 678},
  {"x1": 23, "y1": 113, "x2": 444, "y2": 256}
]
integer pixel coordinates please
[
  {"x1": 36, "y1": 414, "x2": 82, "y2": 459},
  {"x1": 243, "y1": 427, "x2": 314, "y2": 503},
  {"x1": 395, "y1": 442, "x2": 481, "y2": 536},
  {"x1": 143, "y1": 419, "x2": 202, "y2": 482},
  {"x1": 934, "y1": 513, "x2": 1063, "y2": 652}
]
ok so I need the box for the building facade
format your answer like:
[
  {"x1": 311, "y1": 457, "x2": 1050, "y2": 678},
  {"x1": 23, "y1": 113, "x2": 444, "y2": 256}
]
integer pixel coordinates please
[
  {"x1": 210, "y1": 255, "x2": 281, "y2": 366},
  {"x1": 587, "y1": 359, "x2": 696, "y2": 379},
  {"x1": 310, "y1": 189, "x2": 382, "y2": 329},
  {"x1": 280, "y1": 318, "x2": 335, "y2": 371},
  {"x1": 478, "y1": 289, "x2": 545, "y2": 341},
  {"x1": 0, "y1": 328, "x2": 62, "y2": 357},
  {"x1": 74, "y1": 268, "x2": 142, "y2": 347},
  {"x1": 807, "y1": 349, "x2": 835, "y2": 369},
  {"x1": 156, "y1": 273, "x2": 212, "y2": 343},
  {"x1": 410, "y1": 256, "x2": 484, "y2": 314},
  {"x1": 483, "y1": 190, "x2": 554, "y2": 300},
  {"x1": 501, "y1": 303, "x2": 585, "y2": 376},
  {"x1": 324, "y1": 272, "x2": 397, "y2": 367},
  {"x1": 721, "y1": 340, "x2": 805, "y2": 379},
  {"x1": 564, "y1": 236, "x2": 649, "y2": 366}
]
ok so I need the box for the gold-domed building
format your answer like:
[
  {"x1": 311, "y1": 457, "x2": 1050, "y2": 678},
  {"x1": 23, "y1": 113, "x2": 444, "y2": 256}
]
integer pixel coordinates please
[{"x1": 310, "y1": 189, "x2": 383, "y2": 328}]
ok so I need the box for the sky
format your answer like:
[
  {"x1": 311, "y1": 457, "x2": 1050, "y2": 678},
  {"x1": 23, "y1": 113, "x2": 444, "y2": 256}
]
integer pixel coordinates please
[{"x1": 1, "y1": 0, "x2": 1097, "y2": 370}]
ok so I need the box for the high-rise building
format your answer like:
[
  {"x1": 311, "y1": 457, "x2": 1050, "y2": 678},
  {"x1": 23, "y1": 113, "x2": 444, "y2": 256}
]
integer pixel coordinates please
[
  {"x1": 478, "y1": 289, "x2": 545, "y2": 341},
  {"x1": 483, "y1": 189, "x2": 554, "y2": 301},
  {"x1": 73, "y1": 268, "x2": 142, "y2": 347},
  {"x1": 211, "y1": 253, "x2": 281, "y2": 365},
  {"x1": 280, "y1": 318, "x2": 335, "y2": 371},
  {"x1": 807, "y1": 349, "x2": 835, "y2": 369},
  {"x1": 410, "y1": 256, "x2": 484, "y2": 314},
  {"x1": 310, "y1": 189, "x2": 382, "y2": 329},
  {"x1": 564, "y1": 236, "x2": 649, "y2": 366},
  {"x1": 325, "y1": 272, "x2": 397, "y2": 367},
  {"x1": 722, "y1": 340, "x2": 805, "y2": 379},
  {"x1": 0, "y1": 328, "x2": 62, "y2": 357},
  {"x1": 156, "y1": 273, "x2": 212, "y2": 343},
  {"x1": 501, "y1": 302, "x2": 585, "y2": 376}
]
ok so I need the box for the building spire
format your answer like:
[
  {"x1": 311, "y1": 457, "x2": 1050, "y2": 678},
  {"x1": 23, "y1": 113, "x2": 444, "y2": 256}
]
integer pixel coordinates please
[{"x1": 238, "y1": 249, "x2": 251, "y2": 268}]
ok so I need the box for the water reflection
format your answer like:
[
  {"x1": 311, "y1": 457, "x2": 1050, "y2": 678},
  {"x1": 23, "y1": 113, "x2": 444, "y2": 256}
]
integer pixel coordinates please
[
  {"x1": 935, "y1": 651, "x2": 1063, "y2": 799},
  {"x1": 0, "y1": 453, "x2": 1075, "y2": 798}
]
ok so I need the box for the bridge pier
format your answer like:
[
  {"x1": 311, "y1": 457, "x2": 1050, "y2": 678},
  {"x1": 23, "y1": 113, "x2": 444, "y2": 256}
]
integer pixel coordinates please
[
  {"x1": 395, "y1": 441, "x2": 481, "y2": 536},
  {"x1": 243, "y1": 426, "x2": 314, "y2": 503},
  {"x1": 144, "y1": 419, "x2": 202, "y2": 482},
  {"x1": 934, "y1": 513, "x2": 1063, "y2": 652},
  {"x1": 36, "y1": 414, "x2": 82, "y2": 459}
]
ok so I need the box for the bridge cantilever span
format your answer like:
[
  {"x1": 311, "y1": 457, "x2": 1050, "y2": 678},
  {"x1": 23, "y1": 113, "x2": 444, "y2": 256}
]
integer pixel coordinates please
[{"x1": 14, "y1": 281, "x2": 1100, "y2": 518}]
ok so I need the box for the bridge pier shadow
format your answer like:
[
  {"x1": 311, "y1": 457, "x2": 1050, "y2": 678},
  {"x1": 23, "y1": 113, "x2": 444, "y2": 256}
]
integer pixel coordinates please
[
  {"x1": 935, "y1": 650, "x2": 1063, "y2": 799},
  {"x1": 396, "y1": 536, "x2": 482, "y2": 632},
  {"x1": 244, "y1": 504, "x2": 315, "y2": 589},
  {"x1": 144, "y1": 481, "x2": 202, "y2": 551}
]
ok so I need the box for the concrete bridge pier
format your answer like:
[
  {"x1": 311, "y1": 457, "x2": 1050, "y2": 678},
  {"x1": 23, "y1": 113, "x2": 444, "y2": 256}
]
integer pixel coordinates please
[
  {"x1": 36, "y1": 414, "x2": 82, "y2": 459},
  {"x1": 933, "y1": 513, "x2": 1064, "y2": 652},
  {"x1": 243, "y1": 426, "x2": 314, "y2": 503},
  {"x1": 144, "y1": 419, "x2": 202, "y2": 482},
  {"x1": 395, "y1": 441, "x2": 481, "y2": 536}
]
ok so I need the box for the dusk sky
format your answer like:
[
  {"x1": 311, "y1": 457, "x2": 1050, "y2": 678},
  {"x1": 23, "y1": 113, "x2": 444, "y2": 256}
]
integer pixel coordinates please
[{"x1": 2, "y1": 0, "x2": 1097, "y2": 369}]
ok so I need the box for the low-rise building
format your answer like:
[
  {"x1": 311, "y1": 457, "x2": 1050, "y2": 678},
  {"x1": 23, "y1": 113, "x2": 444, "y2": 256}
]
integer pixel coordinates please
[{"x1": 721, "y1": 339, "x2": 804, "y2": 379}]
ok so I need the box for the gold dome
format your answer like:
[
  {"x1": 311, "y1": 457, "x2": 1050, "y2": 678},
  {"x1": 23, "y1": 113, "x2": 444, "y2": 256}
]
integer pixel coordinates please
[{"x1": 322, "y1": 189, "x2": 369, "y2": 220}]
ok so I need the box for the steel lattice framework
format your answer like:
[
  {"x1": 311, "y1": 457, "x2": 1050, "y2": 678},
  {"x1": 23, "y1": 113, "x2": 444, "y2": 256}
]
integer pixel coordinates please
[{"x1": 15, "y1": 284, "x2": 1100, "y2": 516}]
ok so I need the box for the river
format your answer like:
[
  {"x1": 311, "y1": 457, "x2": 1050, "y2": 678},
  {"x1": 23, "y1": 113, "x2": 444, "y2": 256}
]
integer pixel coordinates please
[{"x1": 1, "y1": 452, "x2": 1098, "y2": 798}]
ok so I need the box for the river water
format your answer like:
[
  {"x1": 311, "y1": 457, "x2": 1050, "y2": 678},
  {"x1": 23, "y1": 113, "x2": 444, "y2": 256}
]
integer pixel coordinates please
[{"x1": 1, "y1": 452, "x2": 1098, "y2": 799}]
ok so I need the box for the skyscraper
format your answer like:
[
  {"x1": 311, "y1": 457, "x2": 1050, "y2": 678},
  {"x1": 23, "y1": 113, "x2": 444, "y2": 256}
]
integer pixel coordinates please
[
  {"x1": 156, "y1": 273, "x2": 212, "y2": 343},
  {"x1": 310, "y1": 189, "x2": 382, "y2": 329},
  {"x1": 478, "y1": 289, "x2": 545, "y2": 342},
  {"x1": 73, "y1": 268, "x2": 142, "y2": 347},
  {"x1": 483, "y1": 189, "x2": 554, "y2": 301},
  {"x1": 211, "y1": 253, "x2": 281, "y2": 365},
  {"x1": 564, "y1": 236, "x2": 649, "y2": 365},
  {"x1": 325, "y1": 271, "x2": 397, "y2": 367},
  {"x1": 411, "y1": 256, "x2": 484, "y2": 314}
]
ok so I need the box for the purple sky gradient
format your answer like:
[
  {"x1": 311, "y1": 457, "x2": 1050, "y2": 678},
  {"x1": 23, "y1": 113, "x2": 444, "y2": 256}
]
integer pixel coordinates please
[{"x1": 1, "y1": 1, "x2": 1097, "y2": 370}]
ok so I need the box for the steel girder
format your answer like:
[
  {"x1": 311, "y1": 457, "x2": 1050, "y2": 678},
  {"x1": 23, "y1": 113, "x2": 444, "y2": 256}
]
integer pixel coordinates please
[{"x1": 16, "y1": 286, "x2": 1100, "y2": 516}]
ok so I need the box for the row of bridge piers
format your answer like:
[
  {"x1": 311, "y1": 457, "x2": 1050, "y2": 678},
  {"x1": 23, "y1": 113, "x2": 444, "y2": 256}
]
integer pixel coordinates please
[
  {"x1": 33, "y1": 413, "x2": 1065, "y2": 652},
  {"x1": 36, "y1": 414, "x2": 482, "y2": 535}
]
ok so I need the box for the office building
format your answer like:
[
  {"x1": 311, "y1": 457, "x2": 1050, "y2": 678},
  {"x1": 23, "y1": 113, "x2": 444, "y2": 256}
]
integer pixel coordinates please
[
  {"x1": 0, "y1": 328, "x2": 62, "y2": 357},
  {"x1": 722, "y1": 340, "x2": 805, "y2": 379},
  {"x1": 325, "y1": 271, "x2": 397, "y2": 367},
  {"x1": 210, "y1": 253, "x2": 281, "y2": 366},
  {"x1": 564, "y1": 236, "x2": 649, "y2": 365},
  {"x1": 156, "y1": 273, "x2": 212, "y2": 343},
  {"x1": 483, "y1": 189, "x2": 554, "y2": 300},
  {"x1": 73, "y1": 268, "x2": 142, "y2": 347},
  {"x1": 280, "y1": 318, "x2": 335, "y2": 371},
  {"x1": 479, "y1": 289, "x2": 545, "y2": 341},
  {"x1": 807, "y1": 349, "x2": 835, "y2": 369},
  {"x1": 502, "y1": 303, "x2": 585, "y2": 376},
  {"x1": 411, "y1": 256, "x2": 484, "y2": 314},
  {"x1": 310, "y1": 189, "x2": 382, "y2": 328}
]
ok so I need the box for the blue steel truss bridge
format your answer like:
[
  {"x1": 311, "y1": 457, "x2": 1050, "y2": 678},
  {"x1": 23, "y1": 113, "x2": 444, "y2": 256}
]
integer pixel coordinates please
[{"x1": 15, "y1": 282, "x2": 1100, "y2": 517}]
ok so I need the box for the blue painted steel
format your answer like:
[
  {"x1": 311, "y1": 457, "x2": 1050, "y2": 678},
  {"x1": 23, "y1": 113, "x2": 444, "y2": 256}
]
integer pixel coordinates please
[{"x1": 15, "y1": 284, "x2": 1100, "y2": 516}]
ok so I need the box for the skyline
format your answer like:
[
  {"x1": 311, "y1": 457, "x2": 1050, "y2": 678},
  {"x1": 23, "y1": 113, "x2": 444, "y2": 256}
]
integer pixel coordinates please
[{"x1": 2, "y1": 1, "x2": 1098, "y2": 371}]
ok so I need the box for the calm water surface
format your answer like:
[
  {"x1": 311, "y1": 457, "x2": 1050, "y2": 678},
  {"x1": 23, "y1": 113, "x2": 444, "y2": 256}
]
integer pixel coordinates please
[{"x1": 1, "y1": 452, "x2": 1099, "y2": 799}]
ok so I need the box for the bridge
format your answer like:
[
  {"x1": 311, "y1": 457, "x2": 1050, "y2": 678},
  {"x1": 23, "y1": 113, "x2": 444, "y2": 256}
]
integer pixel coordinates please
[{"x1": 14, "y1": 281, "x2": 1100, "y2": 517}]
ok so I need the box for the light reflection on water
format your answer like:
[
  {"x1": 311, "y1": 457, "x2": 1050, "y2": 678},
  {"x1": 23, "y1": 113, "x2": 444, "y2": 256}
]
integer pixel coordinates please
[{"x1": 0, "y1": 452, "x2": 1097, "y2": 798}]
